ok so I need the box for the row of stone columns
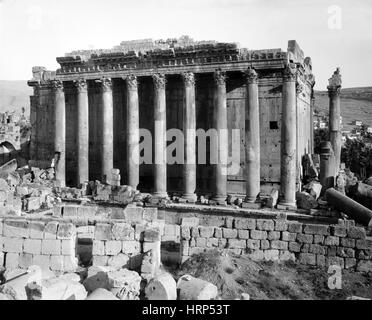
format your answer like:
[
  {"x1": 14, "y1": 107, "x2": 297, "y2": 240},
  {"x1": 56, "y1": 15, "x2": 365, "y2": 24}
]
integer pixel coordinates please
[{"x1": 50, "y1": 65, "x2": 299, "y2": 207}]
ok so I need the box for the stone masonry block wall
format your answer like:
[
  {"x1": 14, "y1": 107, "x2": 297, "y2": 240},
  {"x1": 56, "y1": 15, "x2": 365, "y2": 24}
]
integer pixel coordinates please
[
  {"x1": 0, "y1": 217, "x2": 78, "y2": 272},
  {"x1": 179, "y1": 216, "x2": 372, "y2": 270}
]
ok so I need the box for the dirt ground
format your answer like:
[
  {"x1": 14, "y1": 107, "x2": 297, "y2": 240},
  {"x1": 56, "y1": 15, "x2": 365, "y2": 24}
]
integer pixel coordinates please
[{"x1": 169, "y1": 250, "x2": 372, "y2": 300}]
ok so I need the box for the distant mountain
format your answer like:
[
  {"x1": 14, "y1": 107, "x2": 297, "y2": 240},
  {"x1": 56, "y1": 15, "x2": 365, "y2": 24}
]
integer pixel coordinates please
[
  {"x1": 0, "y1": 80, "x2": 32, "y2": 115},
  {"x1": 314, "y1": 87, "x2": 372, "y2": 132}
]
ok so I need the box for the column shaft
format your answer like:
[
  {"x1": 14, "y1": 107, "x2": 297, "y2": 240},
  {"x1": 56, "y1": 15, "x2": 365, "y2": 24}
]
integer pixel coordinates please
[
  {"x1": 100, "y1": 77, "x2": 114, "y2": 183},
  {"x1": 75, "y1": 79, "x2": 89, "y2": 186},
  {"x1": 212, "y1": 70, "x2": 228, "y2": 204},
  {"x1": 244, "y1": 68, "x2": 261, "y2": 205},
  {"x1": 125, "y1": 75, "x2": 139, "y2": 189},
  {"x1": 52, "y1": 80, "x2": 66, "y2": 187},
  {"x1": 181, "y1": 72, "x2": 197, "y2": 202},
  {"x1": 278, "y1": 65, "x2": 297, "y2": 209},
  {"x1": 153, "y1": 73, "x2": 167, "y2": 198},
  {"x1": 328, "y1": 69, "x2": 342, "y2": 176}
]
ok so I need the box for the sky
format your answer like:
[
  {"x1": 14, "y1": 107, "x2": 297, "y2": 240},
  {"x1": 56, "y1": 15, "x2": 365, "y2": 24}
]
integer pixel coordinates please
[{"x1": 0, "y1": 0, "x2": 371, "y2": 89}]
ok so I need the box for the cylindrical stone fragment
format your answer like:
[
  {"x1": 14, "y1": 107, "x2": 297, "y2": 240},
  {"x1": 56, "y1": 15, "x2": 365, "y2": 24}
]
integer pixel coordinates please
[
  {"x1": 177, "y1": 274, "x2": 218, "y2": 300},
  {"x1": 86, "y1": 288, "x2": 119, "y2": 300},
  {"x1": 319, "y1": 141, "x2": 336, "y2": 192},
  {"x1": 145, "y1": 272, "x2": 177, "y2": 300}
]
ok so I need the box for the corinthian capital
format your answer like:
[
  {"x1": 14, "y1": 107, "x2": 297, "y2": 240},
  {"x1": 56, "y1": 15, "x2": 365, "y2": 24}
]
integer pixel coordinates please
[
  {"x1": 97, "y1": 77, "x2": 112, "y2": 92},
  {"x1": 245, "y1": 67, "x2": 258, "y2": 84},
  {"x1": 74, "y1": 78, "x2": 88, "y2": 93},
  {"x1": 51, "y1": 79, "x2": 64, "y2": 92},
  {"x1": 152, "y1": 73, "x2": 166, "y2": 90},
  {"x1": 182, "y1": 72, "x2": 195, "y2": 87},
  {"x1": 327, "y1": 67, "x2": 342, "y2": 97},
  {"x1": 214, "y1": 69, "x2": 226, "y2": 85},
  {"x1": 283, "y1": 65, "x2": 297, "y2": 82},
  {"x1": 125, "y1": 75, "x2": 138, "y2": 90}
]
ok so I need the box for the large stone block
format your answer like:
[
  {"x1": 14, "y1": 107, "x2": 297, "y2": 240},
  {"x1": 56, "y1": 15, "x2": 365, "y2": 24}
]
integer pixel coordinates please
[
  {"x1": 222, "y1": 228, "x2": 237, "y2": 239},
  {"x1": 288, "y1": 242, "x2": 301, "y2": 252},
  {"x1": 344, "y1": 258, "x2": 357, "y2": 269},
  {"x1": 3, "y1": 237, "x2": 23, "y2": 253},
  {"x1": 250, "y1": 230, "x2": 267, "y2": 240},
  {"x1": 92, "y1": 240, "x2": 105, "y2": 256},
  {"x1": 61, "y1": 239, "x2": 75, "y2": 255},
  {"x1": 303, "y1": 224, "x2": 329, "y2": 236},
  {"x1": 144, "y1": 229, "x2": 160, "y2": 242},
  {"x1": 95, "y1": 223, "x2": 113, "y2": 241},
  {"x1": 214, "y1": 228, "x2": 222, "y2": 238},
  {"x1": 331, "y1": 226, "x2": 347, "y2": 237},
  {"x1": 237, "y1": 229, "x2": 249, "y2": 239},
  {"x1": 356, "y1": 260, "x2": 372, "y2": 273},
  {"x1": 256, "y1": 219, "x2": 274, "y2": 231},
  {"x1": 341, "y1": 238, "x2": 355, "y2": 248},
  {"x1": 29, "y1": 221, "x2": 45, "y2": 239},
  {"x1": 111, "y1": 223, "x2": 134, "y2": 241},
  {"x1": 41, "y1": 239, "x2": 61, "y2": 255},
  {"x1": 123, "y1": 205, "x2": 144, "y2": 223},
  {"x1": 105, "y1": 241, "x2": 122, "y2": 255},
  {"x1": 44, "y1": 221, "x2": 59, "y2": 239},
  {"x1": 287, "y1": 221, "x2": 303, "y2": 233},
  {"x1": 313, "y1": 235, "x2": 325, "y2": 245},
  {"x1": 275, "y1": 220, "x2": 288, "y2": 232},
  {"x1": 195, "y1": 237, "x2": 207, "y2": 247},
  {"x1": 267, "y1": 231, "x2": 280, "y2": 240},
  {"x1": 143, "y1": 207, "x2": 157, "y2": 222},
  {"x1": 309, "y1": 244, "x2": 327, "y2": 255},
  {"x1": 92, "y1": 255, "x2": 109, "y2": 266},
  {"x1": 181, "y1": 217, "x2": 199, "y2": 227},
  {"x1": 270, "y1": 240, "x2": 288, "y2": 250},
  {"x1": 327, "y1": 256, "x2": 344, "y2": 268},
  {"x1": 57, "y1": 223, "x2": 75, "y2": 240},
  {"x1": 206, "y1": 238, "x2": 218, "y2": 248},
  {"x1": 336, "y1": 247, "x2": 355, "y2": 258},
  {"x1": 247, "y1": 239, "x2": 260, "y2": 250},
  {"x1": 18, "y1": 253, "x2": 32, "y2": 269},
  {"x1": 23, "y1": 239, "x2": 42, "y2": 255},
  {"x1": 260, "y1": 239, "x2": 270, "y2": 250},
  {"x1": 234, "y1": 218, "x2": 256, "y2": 230},
  {"x1": 198, "y1": 226, "x2": 215, "y2": 238},
  {"x1": 5, "y1": 252, "x2": 19, "y2": 269},
  {"x1": 3, "y1": 219, "x2": 29, "y2": 238},
  {"x1": 324, "y1": 236, "x2": 339, "y2": 246},
  {"x1": 282, "y1": 231, "x2": 297, "y2": 242},
  {"x1": 228, "y1": 239, "x2": 246, "y2": 249},
  {"x1": 122, "y1": 241, "x2": 140, "y2": 255},
  {"x1": 297, "y1": 234, "x2": 313, "y2": 244},
  {"x1": 347, "y1": 227, "x2": 366, "y2": 239}
]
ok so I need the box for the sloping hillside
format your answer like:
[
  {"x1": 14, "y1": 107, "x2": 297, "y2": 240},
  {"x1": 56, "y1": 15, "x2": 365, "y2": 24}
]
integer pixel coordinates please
[
  {"x1": 0, "y1": 80, "x2": 32, "y2": 114},
  {"x1": 314, "y1": 87, "x2": 372, "y2": 132}
]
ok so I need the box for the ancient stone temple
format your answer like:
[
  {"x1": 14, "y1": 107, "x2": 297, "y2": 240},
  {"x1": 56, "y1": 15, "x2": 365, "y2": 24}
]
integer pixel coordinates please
[{"x1": 28, "y1": 38, "x2": 315, "y2": 208}]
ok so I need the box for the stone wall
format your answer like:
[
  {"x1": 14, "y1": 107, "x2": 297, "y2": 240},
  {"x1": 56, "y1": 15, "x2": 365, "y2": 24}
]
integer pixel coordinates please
[
  {"x1": 0, "y1": 218, "x2": 78, "y2": 272},
  {"x1": 2, "y1": 204, "x2": 371, "y2": 273},
  {"x1": 178, "y1": 216, "x2": 372, "y2": 270}
]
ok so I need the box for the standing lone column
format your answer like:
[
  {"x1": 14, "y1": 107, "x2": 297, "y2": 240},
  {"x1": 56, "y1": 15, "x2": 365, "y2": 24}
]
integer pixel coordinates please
[
  {"x1": 327, "y1": 68, "x2": 342, "y2": 176},
  {"x1": 243, "y1": 68, "x2": 261, "y2": 208},
  {"x1": 181, "y1": 72, "x2": 197, "y2": 203},
  {"x1": 74, "y1": 78, "x2": 89, "y2": 187},
  {"x1": 278, "y1": 64, "x2": 297, "y2": 210},
  {"x1": 125, "y1": 75, "x2": 139, "y2": 189},
  {"x1": 99, "y1": 77, "x2": 114, "y2": 184},
  {"x1": 152, "y1": 73, "x2": 168, "y2": 198},
  {"x1": 211, "y1": 69, "x2": 228, "y2": 205},
  {"x1": 52, "y1": 80, "x2": 66, "y2": 187}
]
